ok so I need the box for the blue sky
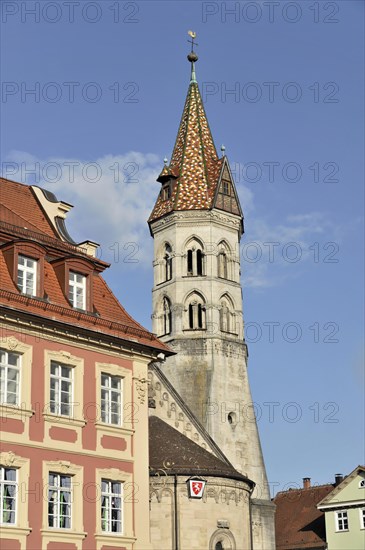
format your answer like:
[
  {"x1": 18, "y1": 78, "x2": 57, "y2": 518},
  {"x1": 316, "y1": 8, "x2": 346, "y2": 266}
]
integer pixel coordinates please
[{"x1": 1, "y1": 0, "x2": 364, "y2": 493}]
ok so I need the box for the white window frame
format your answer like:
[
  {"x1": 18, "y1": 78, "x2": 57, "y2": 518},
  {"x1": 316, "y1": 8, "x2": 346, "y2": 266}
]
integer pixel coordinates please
[
  {"x1": 50, "y1": 361, "x2": 73, "y2": 417},
  {"x1": 69, "y1": 271, "x2": 86, "y2": 310},
  {"x1": 0, "y1": 452, "x2": 30, "y2": 542},
  {"x1": 335, "y1": 510, "x2": 349, "y2": 531},
  {"x1": 0, "y1": 349, "x2": 21, "y2": 406},
  {"x1": 360, "y1": 508, "x2": 365, "y2": 529},
  {"x1": 96, "y1": 467, "x2": 133, "y2": 544},
  {"x1": 48, "y1": 472, "x2": 72, "y2": 529},
  {"x1": 17, "y1": 254, "x2": 37, "y2": 296},
  {"x1": 101, "y1": 373, "x2": 123, "y2": 426},
  {"x1": 0, "y1": 466, "x2": 17, "y2": 525},
  {"x1": 101, "y1": 479, "x2": 123, "y2": 534}
]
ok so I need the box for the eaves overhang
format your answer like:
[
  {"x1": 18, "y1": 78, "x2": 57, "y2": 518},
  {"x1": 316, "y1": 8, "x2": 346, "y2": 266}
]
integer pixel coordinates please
[{"x1": 0, "y1": 301, "x2": 174, "y2": 359}]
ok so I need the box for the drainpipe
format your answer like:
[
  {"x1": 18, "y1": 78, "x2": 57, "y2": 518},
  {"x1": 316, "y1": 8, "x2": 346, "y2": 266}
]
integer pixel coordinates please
[
  {"x1": 174, "y1": 474, "x2": 179, "y2": 550},
  {"x1": 248, "y1": 483, "x2": 255, "y2": 550}
]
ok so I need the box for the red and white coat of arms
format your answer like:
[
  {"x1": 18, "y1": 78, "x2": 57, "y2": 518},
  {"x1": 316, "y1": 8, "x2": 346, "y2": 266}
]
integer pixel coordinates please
[{"x1": 188, "y1": 479, "x2": 206, "y2": 498}]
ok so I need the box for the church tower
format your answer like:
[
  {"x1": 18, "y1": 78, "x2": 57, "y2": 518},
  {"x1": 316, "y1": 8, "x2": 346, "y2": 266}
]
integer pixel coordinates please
[{"x1": 148, "y1": 38, "x2": 275, "y2": 549}]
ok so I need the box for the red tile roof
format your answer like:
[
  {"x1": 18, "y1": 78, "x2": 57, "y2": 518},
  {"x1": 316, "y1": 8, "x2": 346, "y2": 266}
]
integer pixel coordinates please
[
  {"x1": 0, "y1": 178, "x2": 58, "y2": 237},
  {"x1": 0, "y1": 177, "x2": 170, "y2": 353},
  {"x1": 273, "y1": 484, "x2": 335, "y2": 550}
]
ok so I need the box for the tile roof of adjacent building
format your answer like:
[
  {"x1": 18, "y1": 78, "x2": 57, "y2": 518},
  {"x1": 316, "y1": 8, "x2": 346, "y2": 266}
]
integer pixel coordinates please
[
  {"x1": 273, "y1": 483, "x2": 335, "y2": 550},
  {"x1": 0, "y1": 177, "x2": 170, "y2": 353},
  {"x1": 149, "y1": 415, "x2": 254, "y2": 485}
]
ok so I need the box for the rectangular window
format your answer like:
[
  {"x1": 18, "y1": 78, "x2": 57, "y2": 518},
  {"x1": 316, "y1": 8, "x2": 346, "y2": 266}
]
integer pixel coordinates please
[
  {"x1": 50, "y1": 361, "x2": 73, "y2": 416},
  {"x1": 17, "y1": 255, "x2": 37, "y2": 296},
  {"x1": 101, "y1": 479, "x2": 122, "y2": 533},
  {"x1": 162, "y1": 184, "x2": 171, "y2": 200},
  {"x1": 69, "y1": 271, "x2": 86, "y2": 310},
  {"x1": 336, "y1": 510, "x2": 349, "y2": 531},
  {"x1": 48, "y1": 472, "x2": 72, "y2": 529},
  {"x1": 0, "y1": 349, "x2": 20, "y2": 406},
  {"x1": 101, "y1": 373, "x2": 122, "y2": 426},
  {"x1": 0, "y1": 467, "x2": 17, "y2": 525}
]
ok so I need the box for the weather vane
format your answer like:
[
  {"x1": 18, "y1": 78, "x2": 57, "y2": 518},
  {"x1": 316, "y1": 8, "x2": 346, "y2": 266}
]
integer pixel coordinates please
[{"x1": 187, "y1": 30, "x2": 198, "y2": 53}]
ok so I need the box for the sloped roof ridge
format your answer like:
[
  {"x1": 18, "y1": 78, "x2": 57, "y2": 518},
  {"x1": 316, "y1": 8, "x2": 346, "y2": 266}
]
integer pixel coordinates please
[
  {"x1": 275, "y1": 482, "x2": 335, "y2": 497},
  {"x1": 317, "y1": 465, "x2": 365, "y2": 507},
  {"x1": 0, "y1": 220, "x2": 108, "y2": 267},
  {"x1": 1, "y1": 176, "x2": 58, "y2": 238},
  {"x1": 149, "y1": 362, "x2": 233, "y2": 466}
]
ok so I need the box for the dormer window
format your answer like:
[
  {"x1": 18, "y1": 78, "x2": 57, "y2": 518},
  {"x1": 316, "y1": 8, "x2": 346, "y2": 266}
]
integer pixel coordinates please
[
  {"x1": 52, "y1": 257, "x2": 94, "y2": 312},
  {"x1": 162, "y1": 183, "x2": 171, "y2": 201},
  {"x1": 222, "y1": 179, "x2": 230, "y2": 195},
  {"x1": 2, "y1": 242, "x2": 45, "y2": 299},
  {"x1": 69, "y1": 271, "x2": 86, "y2": 310},
  {"x1": 17, "y1": 255, "x2": 37, "y2": 296}
]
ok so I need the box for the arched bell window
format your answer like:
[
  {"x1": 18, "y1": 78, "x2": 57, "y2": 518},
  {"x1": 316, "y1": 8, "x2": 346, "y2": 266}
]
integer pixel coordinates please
[
  {"x1": 218, "y1": 251, "x2": 227, "y2": 279},
  {"x1": 185, "y1": 293, "x2": 206, "y2": 330},
  {"x1": 220, "y1": 295, "x2": 235, "y2": 334},
  {"x1": 217, "y1": 241, "x2": 231, "y2": 280},
  {"x1": 186, "y1": 238, "x2": 205, "y2": 277}
]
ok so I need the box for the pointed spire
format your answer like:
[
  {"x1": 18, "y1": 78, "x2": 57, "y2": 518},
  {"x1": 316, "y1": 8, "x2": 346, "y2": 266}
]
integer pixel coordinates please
[{"x1": 149, "y1": 35, "x2": 242, "y2": 226}]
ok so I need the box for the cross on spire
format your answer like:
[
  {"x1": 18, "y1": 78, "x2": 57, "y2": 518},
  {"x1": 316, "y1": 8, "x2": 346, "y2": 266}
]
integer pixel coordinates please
[
  {"x1": 187, "y1": 30, "x2": 198, "y2": 52},
  {"x1": 187, "y1": 31, "x2": 198, "y2": 84}
]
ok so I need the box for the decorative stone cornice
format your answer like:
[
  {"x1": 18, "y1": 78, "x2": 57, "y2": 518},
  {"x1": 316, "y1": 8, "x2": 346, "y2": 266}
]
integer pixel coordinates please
[{"x1": 150, "y1": 209, "x2": 241, "y2": 235}]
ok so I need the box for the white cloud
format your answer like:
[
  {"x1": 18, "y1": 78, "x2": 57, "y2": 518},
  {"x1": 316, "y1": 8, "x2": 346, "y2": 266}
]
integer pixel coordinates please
[
  {"x1": 2, "y1": 151, "x2": 340, "y2": 289},
  {"x1": 4, "y1": 150, "x2": 161, "y2": 267}
]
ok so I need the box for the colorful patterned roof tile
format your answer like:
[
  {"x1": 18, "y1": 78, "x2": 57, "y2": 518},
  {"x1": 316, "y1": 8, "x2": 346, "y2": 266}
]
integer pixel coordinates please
[
  {"x1": 149, "y1": 65, "x2": 243, "y2": 225},
  {"x1": 149, "y1": 80, "x2": 226, "y2": 223}
]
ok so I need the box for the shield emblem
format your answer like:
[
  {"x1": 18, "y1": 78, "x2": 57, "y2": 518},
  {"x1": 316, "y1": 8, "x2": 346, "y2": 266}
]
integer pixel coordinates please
[{"x1": 188, "y1": 479, "x2": 206, "y2": 498}]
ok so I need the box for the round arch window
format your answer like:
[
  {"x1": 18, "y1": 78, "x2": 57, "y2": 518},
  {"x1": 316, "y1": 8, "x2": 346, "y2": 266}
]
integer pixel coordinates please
[{"x1": 209, "y1": 529, "x2": 236, "y2": 550}]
